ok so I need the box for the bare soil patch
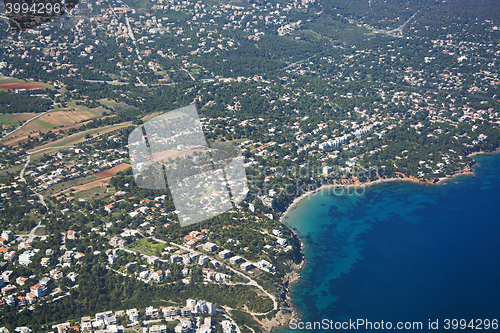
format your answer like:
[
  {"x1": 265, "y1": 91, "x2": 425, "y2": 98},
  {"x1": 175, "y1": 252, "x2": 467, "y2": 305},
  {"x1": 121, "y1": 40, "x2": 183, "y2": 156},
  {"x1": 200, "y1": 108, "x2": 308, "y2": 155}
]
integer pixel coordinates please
[
  {"x1": 36, "y1": 111, "x2": 90, "y2": 126},
  {"x1": 57, "y1": 178, "x2": 112, "y2": 199},
  {"x1": 0, "y1": 82, "x2": 47, "y2": 90},
  {"x1": 94, "y1": 163, "x2": 131, "y2": 179}
]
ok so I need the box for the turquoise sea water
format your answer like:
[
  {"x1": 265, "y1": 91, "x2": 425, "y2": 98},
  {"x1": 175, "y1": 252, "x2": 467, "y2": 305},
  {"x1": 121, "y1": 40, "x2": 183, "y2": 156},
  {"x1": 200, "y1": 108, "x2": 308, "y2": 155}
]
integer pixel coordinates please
[{"x1": 276, "y1": 153, "x2": 500, "y2": 332}]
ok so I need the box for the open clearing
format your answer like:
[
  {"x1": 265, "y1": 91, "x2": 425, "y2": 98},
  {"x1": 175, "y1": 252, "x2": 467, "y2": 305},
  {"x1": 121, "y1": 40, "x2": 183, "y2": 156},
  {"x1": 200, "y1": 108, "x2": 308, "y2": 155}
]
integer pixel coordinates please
[
  {"x1": 0, "y1": 82, "x2": 49, "y2": 91},
  {"x1": 2, "y1": 111, "x2": 92, "y2": 145},
  {"x1": 53, "y1": 163, "x2": 129, "y2": 199},
  {"x1": 34, "y1": 111, "x2": 91, "y2": 126},
  {"x1": 94, "y1": 163, "x2": 131, "y2": 179},
  {"x1": 51, "y1": 101, "x2": 107, "y2": 117},
  {"x1": 57, "y1": 177, "x2": 112, "y2": 199},
  {"x1": 100, "y1": 99, "x2": 140, "y2": 115},
  {"x1": 149, "y1": 146, "x2": 207, "y2": 162},
  {"x1": 2, "y1": 102, "x2": 108, "y2": 144},
  {"x1": 42, "y1": 175, "x2": 99, "y2": 198},
  {"x1": 25, "y1": 121, "x2": 133, "y2": 156},
  {"x1": 128, "y1": 238, "x2": 165, "y2": 256},
  {"x1": 72, "y1": 185, "x2": 108, "y2": 199},
  {"x1": 0, "y1": 113, "x2": 40, "y2": 126}
]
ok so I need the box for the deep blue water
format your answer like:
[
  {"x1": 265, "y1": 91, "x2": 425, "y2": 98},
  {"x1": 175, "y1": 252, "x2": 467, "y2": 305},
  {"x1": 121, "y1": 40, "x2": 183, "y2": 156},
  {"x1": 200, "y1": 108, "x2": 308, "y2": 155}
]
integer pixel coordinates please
[{"x1": 276, "y1": 153, "x2": 500, "y2": 332}]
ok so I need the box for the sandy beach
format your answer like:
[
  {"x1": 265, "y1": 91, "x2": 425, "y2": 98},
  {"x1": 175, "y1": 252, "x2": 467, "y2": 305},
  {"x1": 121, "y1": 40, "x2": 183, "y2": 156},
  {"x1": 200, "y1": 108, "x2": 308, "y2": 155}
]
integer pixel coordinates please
[
  {"x1": 279, "y1": 164, "x2": 478, "y2": 224},
  {"x1": 270, "y1": 149, "x2": 497, "y2": 331}
]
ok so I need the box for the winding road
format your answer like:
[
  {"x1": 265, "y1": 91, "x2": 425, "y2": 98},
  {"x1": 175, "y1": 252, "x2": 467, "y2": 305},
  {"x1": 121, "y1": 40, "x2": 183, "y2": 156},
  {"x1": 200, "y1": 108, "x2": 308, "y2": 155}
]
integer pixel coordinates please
[
  {"x1": 20, "y1": 145, "x2": 75, "y2": 209},
  {"x1": 170, "y1": 242, "x2": 278, "y2": 315},
  {"x1": 1, "y1": 111, "x2": 49, "y2": 140}
]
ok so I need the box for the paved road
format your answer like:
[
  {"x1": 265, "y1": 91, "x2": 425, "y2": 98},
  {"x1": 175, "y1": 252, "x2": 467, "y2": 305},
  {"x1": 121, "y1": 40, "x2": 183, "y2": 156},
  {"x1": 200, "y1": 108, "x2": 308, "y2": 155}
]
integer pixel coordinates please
[
  {"x1": 170, "y1": 242, "x2": 278, "y2": 315},
  {"x1": 19, "y1": 146, "x2": 75, "y2": 210},
  {"x1": 1, "y1": 111, "x2": 49, "y2": 140}
]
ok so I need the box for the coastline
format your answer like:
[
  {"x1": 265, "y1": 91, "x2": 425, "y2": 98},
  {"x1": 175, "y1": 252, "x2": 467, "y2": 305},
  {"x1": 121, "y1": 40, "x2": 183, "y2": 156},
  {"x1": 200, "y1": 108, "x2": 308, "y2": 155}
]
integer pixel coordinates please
[
  {"x1": 278, "y1": 168, "x2": 473, "y2": 223},
  {"x1": 272, "y1": 149, "x2": 498, "y2": 331}
]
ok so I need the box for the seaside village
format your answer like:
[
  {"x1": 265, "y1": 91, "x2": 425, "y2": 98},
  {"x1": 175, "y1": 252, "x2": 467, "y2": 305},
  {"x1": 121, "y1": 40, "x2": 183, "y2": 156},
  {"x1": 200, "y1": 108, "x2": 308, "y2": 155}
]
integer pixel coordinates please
[
  {"x1": 0, "y1": 218, "x2": 282, "y2": 333},
  {"x1": 2, "y1": 298, "x2": 235, "y2": 333}
]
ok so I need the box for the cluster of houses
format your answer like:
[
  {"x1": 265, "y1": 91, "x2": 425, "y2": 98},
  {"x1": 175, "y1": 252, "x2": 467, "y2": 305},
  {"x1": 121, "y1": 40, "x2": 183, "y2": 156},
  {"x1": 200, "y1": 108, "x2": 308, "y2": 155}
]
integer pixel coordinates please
[
  {"x1": 24, "y1": 148, "x2": 126, "y2": 191},
  {"x1": 0, "y1": 229, "x2": 80, "y2": 309},
  {"x1": 0, "y1": 273, "x2": 52, "y2": 308},
  {"x1": 0, "y1": 298, "x2": 236, "y2": 332},
  {"x1": 75, "y1": 299, "x2": 231, "y2": 333}
]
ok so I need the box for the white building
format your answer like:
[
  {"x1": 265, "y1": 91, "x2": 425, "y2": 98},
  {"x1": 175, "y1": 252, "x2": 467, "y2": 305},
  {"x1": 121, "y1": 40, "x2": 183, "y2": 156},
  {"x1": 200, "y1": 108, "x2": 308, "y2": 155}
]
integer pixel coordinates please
[
  {"x1": 202, "y1": 242, "x2": 217, "y2": 252},
  {"x1": 198, "y1": 255, "x2": 209, "y2": 266},
  {"x1": 126, "y1": 308, "x2": 139, "y2": 322},
  {"x1": 219, "y1": 250, "x2": 232, "y2": 259}
]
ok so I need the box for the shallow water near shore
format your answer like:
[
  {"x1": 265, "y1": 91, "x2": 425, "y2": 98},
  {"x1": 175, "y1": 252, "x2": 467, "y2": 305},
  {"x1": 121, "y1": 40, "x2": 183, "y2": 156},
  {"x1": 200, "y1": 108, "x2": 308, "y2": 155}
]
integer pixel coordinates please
[{"x1": 276, "y1": 153, "x2": 500, "y2": 332}]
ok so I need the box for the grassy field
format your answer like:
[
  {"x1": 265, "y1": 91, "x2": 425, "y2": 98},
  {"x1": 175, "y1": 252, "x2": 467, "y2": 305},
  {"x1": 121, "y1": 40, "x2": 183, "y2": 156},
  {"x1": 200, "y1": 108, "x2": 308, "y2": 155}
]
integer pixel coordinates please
[
  {"x1": 50, "y1": 101, "x2": 107, "y2": 118},
  {"x1": 32, "y1": 119, "x2": 58, "y2": 129},
  {"x1": 41, "y1": 175, "x2": 98, "y2": 198},
  {"x1": 0, "y1": 113, "x2": 40, "y2": 126},
  {"x1": 0, "y1": 76, "x2": 54, "y2": 91},
  {"x1": 34, "y1": 226, "x2": 47, "y2": 236},
  {"x1": 72, "y1": 186, "x2": 107, "y2": 200},
  {"x1": 2, "y1": 105, "x2": 107, "y2": 145},
  {"x1": 127, "y1": 238, "x2": 166, "y2": 257},
  {"x1": 0, "y1": 164, "x2": 24, "y2": 177},
  {"x1": 0, "y1": 76, "x2": 23, "y2": 84},
  {"x1": 99, "y1": 99, "x2": 141, "y2": 116},
  {"x1": 27, "y1": 121, "x2": 133, "y2": 156}
]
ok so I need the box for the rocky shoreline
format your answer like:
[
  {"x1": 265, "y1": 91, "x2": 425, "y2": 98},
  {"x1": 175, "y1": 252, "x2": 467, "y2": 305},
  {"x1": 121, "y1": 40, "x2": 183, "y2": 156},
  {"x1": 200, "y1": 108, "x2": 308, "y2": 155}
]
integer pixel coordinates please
[
  {"x1": 259, "y1": 227, "x2": 306, "y2": 332},
  {"x1": 263, "y1": 153, "x2": 490, "y2": 331}
]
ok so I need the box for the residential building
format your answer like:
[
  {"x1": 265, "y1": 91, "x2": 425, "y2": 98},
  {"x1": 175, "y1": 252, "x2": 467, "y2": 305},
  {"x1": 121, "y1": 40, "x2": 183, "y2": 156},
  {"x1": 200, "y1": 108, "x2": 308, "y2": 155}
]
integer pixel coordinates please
[
  {"x1": 104, "y1": 315, "x2": 117, "y2": 326},
  {"x1": 147, "y1": 256, "x2": 159, "y2": 265},
  {"x1": 52, "y1": 270, "x2": 63, "y2": 280},
  {"x1": 30, "y1": 284, "x2": 47, "y2": 298},
  {"x1": 221, "y1": 320, "x2": 235, "y2": 333},
  {"x1": 92, "y1": 319, "x2": 104, "y2": 329},
  {"x1": 145, "y1": 306, "x2": 158, "y2": 317},
  {"x1": 109, "y1": 236, "x2": 128, "y2": 248},
  {"x1": 171, "y1": 255, "x2": 182, "y2": 264},
  {"x1": 4, "y1": 251, "x2": 16, "y2": 262},
  {"x1": 39, "y1": 277, "x2": 52, "y2": 286},
  {"x1": 126, "y1": 308, "x2": 139, "y2": 322},
  {"x1": 67, "y1": 272, "x2": 78, "y2": 283},
  {"x1": 25, "y1": 293, "x2": 37, "y2": 303},
  {"x1": 1, "y1": 231, "x2": 13, "y2": 241},
  {"x1": 202, "y1": 242, "x2": 217, "y2": 252},
  {"x1": 198, "y1": 255, "x2": 209, "y2": 266},
  {"x1": 108, "y1": 254, "x2": 119, "y2": 265},
  {"x1": 151, "y1": 270, "x2": 163, "y2": 282},
  {"x1": 161, "y1": 306, "x2": 178, "y2": 318},
  {"x1": 4, "y1": 295, "x2": 15, "y2": 306},
  {"x1": 18, "y1": 251, "x2": 35, "y2": 266},
  {"x1": 229, "y1": 256, "x2": 243, "y2": 265},
  {"x1": 181, "y1": 306, "x2": 192, "y2": 317},
  {"x1": 149, "y1": 325, "x2": 167, "y2": 333},
  {"x1": 219, "y1": 250, "x2": 232, "y2": 259},
  {"x1": 15, "y1": 277, "x2": 28, "y2": 286},
  {"x1": 81, "y1": 316, "x2": 92, "y2": 331},
  {"x1": 2, "y1": 284, "x2": 16, "y2": 295},
  {"x1": 107, "y1": 325, "x2": 124, "y2": 333},
  {"x1": 240, "y1": 262, "x2": 254, "y2": 271},
  {"x1": 175, "y1": 319, "x2": 192, "y2": 333},
  {"x1": 2, "y1": 271, "x2": 13, "y2": 283}
]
